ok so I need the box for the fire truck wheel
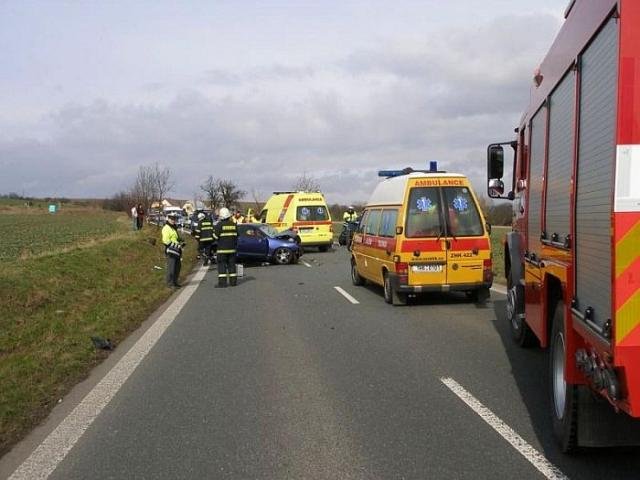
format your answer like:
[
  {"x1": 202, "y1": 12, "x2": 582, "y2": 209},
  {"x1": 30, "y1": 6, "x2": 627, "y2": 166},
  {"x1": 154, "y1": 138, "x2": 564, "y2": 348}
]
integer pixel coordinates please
[
  {"x1": 507, "y1": 282, "x2": 537, "y2": 347},
  {"x1": 351, "y1": 259, "x2": 364, "y2": 286},
  {"x1": 549, "y1": 299, "x2": 578, "y2": 452}
]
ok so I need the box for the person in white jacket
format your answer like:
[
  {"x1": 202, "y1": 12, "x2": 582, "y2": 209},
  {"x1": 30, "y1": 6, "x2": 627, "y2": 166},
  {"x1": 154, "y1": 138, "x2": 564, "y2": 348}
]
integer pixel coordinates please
[{"x1": 130, "y1": 204, "x2": 138, "y2": 230}]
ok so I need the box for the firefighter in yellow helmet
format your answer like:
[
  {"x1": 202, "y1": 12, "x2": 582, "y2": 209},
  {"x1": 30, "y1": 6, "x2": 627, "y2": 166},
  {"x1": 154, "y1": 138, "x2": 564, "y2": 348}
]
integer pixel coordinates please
[
  {"x1": 213, "y1": 207, "x2": 238, "y2": 287},
  {"x1": 161, "y1": 212, "x2": 185, "y2": 288}
]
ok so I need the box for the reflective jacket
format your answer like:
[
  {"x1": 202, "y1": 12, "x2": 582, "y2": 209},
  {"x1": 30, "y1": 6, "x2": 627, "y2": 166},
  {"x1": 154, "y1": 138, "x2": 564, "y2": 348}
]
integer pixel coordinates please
[
  {"x1": 343, "y1": 211, "x2": 357, "y2": 222},
  {"x1": 162, "y1": 223, "x2": 183, "y2": 256},
  {"x1": 195, "y1": 218, "x2": 214, "y2": 242},
  {"x1": 213, "y1": 218, "x2": 238, "y2": 254}
]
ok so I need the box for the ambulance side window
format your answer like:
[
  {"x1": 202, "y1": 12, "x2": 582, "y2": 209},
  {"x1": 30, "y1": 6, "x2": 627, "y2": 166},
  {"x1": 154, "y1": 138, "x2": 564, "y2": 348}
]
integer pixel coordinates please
[
  {"x1": 357, "y1": 210, "x2": 369, "y2": 234},
  {"x1": 365, "y1": 209, "x2": 382, "y2": 235},
  {"x1": 379, "y1": 209, "x2": 398, "y2": 238}
]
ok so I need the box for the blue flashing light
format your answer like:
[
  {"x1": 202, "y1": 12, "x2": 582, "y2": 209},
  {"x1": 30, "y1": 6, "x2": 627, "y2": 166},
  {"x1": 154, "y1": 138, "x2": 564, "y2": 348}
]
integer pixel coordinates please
[
  {"x1": 378, "y1": 170, "x2": 405, "y2": 178},
  {"x1": 429, "y1": 161, "x2": 438, "y2": 172}
]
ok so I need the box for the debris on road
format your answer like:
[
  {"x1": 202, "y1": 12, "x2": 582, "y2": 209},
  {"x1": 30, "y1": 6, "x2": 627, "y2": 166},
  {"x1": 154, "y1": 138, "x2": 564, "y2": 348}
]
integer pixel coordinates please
[{"x1": 91, "y1": 336, "x2": 115, "y2": 351}]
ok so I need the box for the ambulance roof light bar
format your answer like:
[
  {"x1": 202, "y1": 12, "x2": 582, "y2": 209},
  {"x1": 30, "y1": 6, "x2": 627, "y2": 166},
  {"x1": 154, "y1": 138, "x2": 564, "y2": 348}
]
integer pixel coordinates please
[{"x1": 378, "y1": 161, "x2": 446, "y2": 178}]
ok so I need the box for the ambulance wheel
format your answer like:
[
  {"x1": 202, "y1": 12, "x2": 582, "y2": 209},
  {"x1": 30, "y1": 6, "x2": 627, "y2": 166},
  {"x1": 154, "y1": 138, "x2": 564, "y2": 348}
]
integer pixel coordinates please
[
  {"x1": 351, "y1": 260, "x2": 364, "y2": 286},
  {"x1": 549, "y1": 299, "x2": 578, "y2": 452},
  {"x1": 507, "y1": 279, "x2": 537, "y2": 347},
  {"x1": 383, "y1": 272, "x2": 406, "y2": 306}
]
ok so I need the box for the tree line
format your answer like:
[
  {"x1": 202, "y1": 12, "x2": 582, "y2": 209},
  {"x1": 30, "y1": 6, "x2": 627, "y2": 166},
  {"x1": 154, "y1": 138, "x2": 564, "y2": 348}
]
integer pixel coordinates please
[{"x1": 103, "y1": 168, "x2": 512, "y2": 226}]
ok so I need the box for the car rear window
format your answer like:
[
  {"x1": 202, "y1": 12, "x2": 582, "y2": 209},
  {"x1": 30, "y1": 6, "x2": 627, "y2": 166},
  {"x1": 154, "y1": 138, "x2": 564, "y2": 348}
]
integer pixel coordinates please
[{"x1": 296, "y1": 205, "x2": 328, "y2": 221}]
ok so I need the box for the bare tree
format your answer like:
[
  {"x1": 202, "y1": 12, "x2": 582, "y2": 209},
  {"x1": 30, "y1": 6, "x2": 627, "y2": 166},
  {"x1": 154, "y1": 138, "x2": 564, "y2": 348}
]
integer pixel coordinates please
[
  {"x1": 200, "y1": 176, "x2": 222, "y2": 210},
  {"x1": 250, "y1": 187, "x2": 263, "y2": 213},
  {"x1": 217, "y1": 179, "x2": 246, "y2": 207},
  {"x1": 132, "y1": 165, "x2": 155, "y2": 210},
  {"x1": 292, "y1": 172, "x2": 320, "y2": 192},
  {"x1": 151, "y1": 163, "x2": 174, "y2": 208}
]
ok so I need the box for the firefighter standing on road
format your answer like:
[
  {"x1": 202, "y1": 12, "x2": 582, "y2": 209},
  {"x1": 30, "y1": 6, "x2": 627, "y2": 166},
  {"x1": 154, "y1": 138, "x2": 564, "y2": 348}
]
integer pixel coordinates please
[
  {"x1": 213, "y1": 207, "x2": 238, "y2": 287},
  {"x1": 194, "y1": 212, "x2": 215, "y2": 266},
  {"x1": 162, "y1": 212, "x2": 185, "y2": 288},
  {"x1": 343, "y1": 206, "x2": 357, "y2": 222}
]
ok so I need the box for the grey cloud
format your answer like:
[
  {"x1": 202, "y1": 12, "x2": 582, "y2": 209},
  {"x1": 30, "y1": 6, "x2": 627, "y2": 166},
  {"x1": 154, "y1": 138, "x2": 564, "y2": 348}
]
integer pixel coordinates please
[
  {"x1": 1, "y1": 12, "x2": 560, "y2": 203},
  {"x1": 203, "y1": 64, "x2": 316, "y2": 86}
]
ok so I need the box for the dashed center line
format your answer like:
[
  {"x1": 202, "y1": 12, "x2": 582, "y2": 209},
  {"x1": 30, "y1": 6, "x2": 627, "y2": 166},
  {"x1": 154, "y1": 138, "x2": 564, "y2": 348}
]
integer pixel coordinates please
[
  {"x1": 334, "y1": 286, "x2": 360, "y2": 304},
  {"x1": 441, "y1": 377, "x2": 569, "y2": 480}
]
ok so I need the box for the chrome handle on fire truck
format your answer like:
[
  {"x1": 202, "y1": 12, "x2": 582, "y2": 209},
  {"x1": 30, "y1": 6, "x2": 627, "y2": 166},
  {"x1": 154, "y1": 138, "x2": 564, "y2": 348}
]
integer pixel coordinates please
[{"x1": 540, "y1": 232, "x2": 572, "y2": 250}]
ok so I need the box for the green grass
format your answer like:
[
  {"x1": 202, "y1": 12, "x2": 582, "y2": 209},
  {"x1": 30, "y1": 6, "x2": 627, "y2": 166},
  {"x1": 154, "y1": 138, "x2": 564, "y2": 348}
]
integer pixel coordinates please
[
  {"x1": 490, "y1": 226, "x2": 510, "y2": 285},
  {"x1": 0, "y1": 209, "x2": 126, "y2": 260},
  {"x1": 0, "y1": 220, "x2": 197, "y2": 455}
]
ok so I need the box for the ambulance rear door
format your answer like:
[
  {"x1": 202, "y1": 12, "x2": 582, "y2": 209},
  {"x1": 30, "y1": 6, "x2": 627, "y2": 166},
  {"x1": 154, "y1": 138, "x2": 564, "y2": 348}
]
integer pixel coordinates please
[
  {"x1": 441, "y1": 184, "x2": 488, "y2": 286},
  {"x1": 403, "y1": 184, "x2": 448, "y2": 286}
]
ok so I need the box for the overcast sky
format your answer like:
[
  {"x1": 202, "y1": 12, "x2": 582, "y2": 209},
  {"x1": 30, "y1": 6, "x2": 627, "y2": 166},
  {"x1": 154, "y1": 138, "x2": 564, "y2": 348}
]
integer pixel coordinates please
[{"x1": 0, "y1": 0, "x2": 568, "y2": 204}]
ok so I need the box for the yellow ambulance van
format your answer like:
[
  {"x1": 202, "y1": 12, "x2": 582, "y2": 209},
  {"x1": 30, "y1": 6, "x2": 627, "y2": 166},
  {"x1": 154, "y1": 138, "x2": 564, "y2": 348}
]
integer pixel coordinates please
[
  {"x1": 350, "y1": 165, "x2": 492, "y2": 305},
  {"x1": 259, "y1": 191, "x2": 333, "y2": 251}
]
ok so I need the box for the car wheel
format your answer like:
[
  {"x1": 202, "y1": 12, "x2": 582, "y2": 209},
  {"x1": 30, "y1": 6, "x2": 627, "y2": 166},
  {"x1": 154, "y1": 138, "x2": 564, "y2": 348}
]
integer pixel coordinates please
[{"x1": 274, "y1": 247, "x2": 293, "y2": 265}]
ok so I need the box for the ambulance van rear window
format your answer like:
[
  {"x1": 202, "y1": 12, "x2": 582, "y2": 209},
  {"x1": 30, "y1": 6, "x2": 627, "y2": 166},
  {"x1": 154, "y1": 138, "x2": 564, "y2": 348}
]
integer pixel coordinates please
[
  {"x1": 406, "y1": 187, "x2": 443, "y2": 238},
  {"x1": 296, "y1": 206, "x2": 329, "y2": 221},
  {"x1": 443, "y1": 187, "x2": 483, "y2": 237}
]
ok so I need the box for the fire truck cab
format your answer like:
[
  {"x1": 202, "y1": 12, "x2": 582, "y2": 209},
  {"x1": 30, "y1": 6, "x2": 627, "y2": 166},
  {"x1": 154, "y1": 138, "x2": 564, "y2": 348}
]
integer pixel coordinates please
[{"x1": 487, "y1": 0, "x2": 640, "y2": 451}]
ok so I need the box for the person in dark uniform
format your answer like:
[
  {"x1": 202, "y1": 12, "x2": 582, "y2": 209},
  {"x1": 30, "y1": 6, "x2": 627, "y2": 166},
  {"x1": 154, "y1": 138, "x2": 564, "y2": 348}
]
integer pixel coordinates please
[
  {"x1": 213, "y1": 207, "x2": 238, "y2": 288},
  {"x1": 194, "y1": 212, "x2": 215, "y2": 266}
]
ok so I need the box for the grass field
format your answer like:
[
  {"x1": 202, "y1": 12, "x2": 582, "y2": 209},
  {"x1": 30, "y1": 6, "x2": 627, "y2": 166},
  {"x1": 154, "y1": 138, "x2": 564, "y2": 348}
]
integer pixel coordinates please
[
  {"x1": 490, "y1": 226, "x2": 510, "y2": 285},
  {"x1": 0, "y1": 207, "x2": 197, "y2": 455},
  {"x1": 0, "y1": 209, "x2": 126, "y2": 260}
]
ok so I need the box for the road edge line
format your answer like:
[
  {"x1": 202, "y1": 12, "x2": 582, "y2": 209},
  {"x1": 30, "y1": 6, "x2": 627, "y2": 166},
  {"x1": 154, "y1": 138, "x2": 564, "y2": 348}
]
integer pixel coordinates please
[
  {"x1": 440, "y1": 377, "x2": 568, "y2": 480},
  {"x1": 8, "y1": 266, "x2": 209, "y2": 480},
  {"x1": 334, "y1": 286, "x2": 360, "y2": 305}
]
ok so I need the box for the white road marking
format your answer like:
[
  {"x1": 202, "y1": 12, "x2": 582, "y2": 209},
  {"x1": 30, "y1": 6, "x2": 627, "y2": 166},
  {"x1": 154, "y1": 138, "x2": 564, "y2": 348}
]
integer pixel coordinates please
[
  {"x1": 9, "y1": 266, "x2": 209, "y2": 480},
  {"x1": 334, "y1": 286, "x2": 360, "y2": 305},
  {"x1": 491, "y1": 284, "x2": 507, "y2": 295},
  {"x1": 441, "y1": 377, "x2": 569, "y2": 480},
  {"x1": 302, "y1": 260, "x2": 312, "y2": 268}
]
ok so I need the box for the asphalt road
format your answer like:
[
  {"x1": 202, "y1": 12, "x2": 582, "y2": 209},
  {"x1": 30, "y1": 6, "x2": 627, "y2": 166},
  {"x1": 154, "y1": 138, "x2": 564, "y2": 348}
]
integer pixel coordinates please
[{"x1": 9, "y1": 247, "x2": 640, "y2": 479}]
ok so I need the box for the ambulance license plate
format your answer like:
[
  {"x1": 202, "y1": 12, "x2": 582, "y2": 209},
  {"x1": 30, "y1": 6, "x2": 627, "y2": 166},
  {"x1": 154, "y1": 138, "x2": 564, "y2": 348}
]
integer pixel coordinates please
[{"x1": 412, "y1": 264, "x2": 443, "y2": 273}]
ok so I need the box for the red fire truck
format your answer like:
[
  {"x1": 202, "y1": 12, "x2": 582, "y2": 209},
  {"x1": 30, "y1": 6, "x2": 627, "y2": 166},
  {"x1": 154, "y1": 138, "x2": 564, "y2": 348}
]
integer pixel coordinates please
[{"x1": 487, "y1": 0, "x2": 640, "y2": 451}]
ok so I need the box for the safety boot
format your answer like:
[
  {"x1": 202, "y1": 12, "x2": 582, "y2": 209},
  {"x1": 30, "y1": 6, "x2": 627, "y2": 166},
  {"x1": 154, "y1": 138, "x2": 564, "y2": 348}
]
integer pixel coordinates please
[
  {"x1": 230, "y1": 277, "x2": 237, "y2": 287},
  {"x1": 215, "y1": 277, "x2": 227, "y2": 288}
]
